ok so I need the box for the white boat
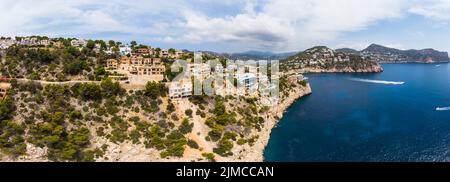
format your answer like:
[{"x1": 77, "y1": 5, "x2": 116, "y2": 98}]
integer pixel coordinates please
[{"x1": 436, "y1": 107, "x2": 450, "y2": 111}]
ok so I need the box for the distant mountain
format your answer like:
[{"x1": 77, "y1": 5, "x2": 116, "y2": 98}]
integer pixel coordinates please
[
  {"x1": 361, "y1": 44, "x2": 406, "y2": 56},
  {"x1": 281, "y1": 46, "x2": 382, "y2": 73},
  {"x1": 237, "y1": 51, "x2": 275, "y2": 57},
  {"x1": 201, "y1": 50, "x2": 297, "y2": 60},
  {"x1": 338, "y1": 44, "x2": 450, "y2": 63},
  {"x1": 200, "y1": 51, "x2": 228, "y2": 59}
]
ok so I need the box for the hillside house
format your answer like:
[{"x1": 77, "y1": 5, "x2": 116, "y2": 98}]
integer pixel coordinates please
[
  {"x1": 119, "y1": 45, "x2": 132, "y2": 55},
  {"x1": 236, "y1": 73, "x2": 257, "y2": 90},
  {"x1": 160, "y1": 50, "x2": 170, "y2": 58},
  {"x1": 106, "y1": 59, "x2": 118, "y2": 70},
  {"x1": 168, "y1": 79, "x2": 193, "y2": 99},
  {"x1": 104, "y1": 56, "x2": 166, "y2": 85},
  {"x1": 168, "y1": 50, "x2": 184, "y2": 59},
  {"x1": 120, "y1": 56, "x2": 165, "y2": 76},
  {"x1": 188, "y1": 63, "x2": 210, "y2": 78},
  {"x1": 0, "y1": 38, "x2": 15, "y2": 49},
  {"x1": 134, "y1": 48, "x2": 153, "y2": 56},
  {"x1": 71, "y1": 39, "x2": 87, "y2": 47},
  {"x1": 19, "y1": 37, "x2": 38, "y2": 46},
  {"x1": 39, "y1": 39, "x2": 50, "y2": 46}
]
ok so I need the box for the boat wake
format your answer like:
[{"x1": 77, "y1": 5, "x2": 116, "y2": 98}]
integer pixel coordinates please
[
  {"x1": 436, "y1": 107, "x2": 450, "y2": 111},
  {"x1": 349, "y1": 78, "x2": 405, "y2": 85}
]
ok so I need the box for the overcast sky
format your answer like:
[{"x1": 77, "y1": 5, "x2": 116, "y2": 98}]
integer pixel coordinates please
[{"x1": 1, "y1": 0, "x2": 450, "y2": 53}]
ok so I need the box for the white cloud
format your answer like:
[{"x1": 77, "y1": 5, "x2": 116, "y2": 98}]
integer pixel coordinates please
[
  {"x1": 0, "y1": 0, "x2": 186, "y2": 37},
  {"x1": 0, "y1": 0, "x2": 450, "y2": 51},
  {"x1": 409, "y1": 0, "x2": 450, "y2": 21},
  {"x1": 169, "y1": 0, "x2": 408, "y2": 51}
]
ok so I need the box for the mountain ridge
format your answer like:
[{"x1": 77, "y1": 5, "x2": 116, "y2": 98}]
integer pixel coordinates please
[
  {"x1": 337, "y1": 44, "x2": 450, "y2": 63},
  {"x1": 281, "y1": 46, "x2": 383, "y2": 73}
]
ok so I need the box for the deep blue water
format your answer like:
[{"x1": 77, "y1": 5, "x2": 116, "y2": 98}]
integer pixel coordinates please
[{"x1": 264, "y1": 63, "x2": 450, "y2": 162}]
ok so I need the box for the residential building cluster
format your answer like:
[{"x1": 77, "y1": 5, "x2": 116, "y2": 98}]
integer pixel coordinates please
[
  {"x1": 284, "y1": 47, "x2": 352, "y2": 69},
  {"x1": 1, "y1": 35, "x2": 286, "y2": 101},
  {"x1": 70, "y1": 39, "x2": 87, "y2": 48},
  {"x1": 168, "y1": 79, "x2": 193, "y2": 99},
  {"x1": 0, "y1": 37, "x2": 50, "y2": 49},
  {"x1": 0, "y1": 36, "x2": 88, "y2": 50},
  {"x1": 19, "y1": 37, "x2": 50, "y2": 46},
  {"x1": 361, "y1": 51, "x2": 407, "y2": 63},
  {"x1": 167, "y1": 57, "x2": 277, "y2": 99}
]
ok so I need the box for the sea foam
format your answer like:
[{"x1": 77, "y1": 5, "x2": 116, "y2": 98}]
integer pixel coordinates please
[
  {"x1": 349, "y1": 78, "x2": 405, "y2": 85},
  {"x1": 436, "y1": 107, "x2": 450, "y2": 111}
]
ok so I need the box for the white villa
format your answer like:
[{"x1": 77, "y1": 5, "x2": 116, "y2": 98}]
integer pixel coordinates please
[
  {"x1": 236, "y1": 73, "x2": 257, "y2": 90},
  {"x1": 160, "y1": 49, "x2": 184, "y2": 59},
  {"x1": 188, "y1": 63, "x2": 210, "y2": 78},
  {"x1": 106, "y1": 59, "x2": 119, "y2": 70},
  {"x1": 71, "y1": 39, "x2": 87, "y2": 47},
  {"x1": 19, "y1": 37, "x2": 38, "y2": 46},
  {"x1": 171, "y1": 50, "x2": 184, "y2": 59},
  {"x1": 169, "y1": 79, "x2": 193, "y2": 99},
  {"x1": 119, "y1": 45, "x2": 132, "y2": 56},
  {"x1": 160, "y1": 50, "x2": 169, "y2": 58},
  {"x1": 134, "y1": 48, "x2": 153, "y2": 56}
]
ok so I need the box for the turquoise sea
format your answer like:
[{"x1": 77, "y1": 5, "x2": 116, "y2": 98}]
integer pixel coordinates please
[{"x1": 264, "y1": 63, "x2": 450, "y2": 162}]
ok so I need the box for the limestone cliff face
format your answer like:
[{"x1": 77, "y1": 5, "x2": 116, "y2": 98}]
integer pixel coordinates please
[{"x1": 281, "y1": 46, "x2": 383, "y2": 73}]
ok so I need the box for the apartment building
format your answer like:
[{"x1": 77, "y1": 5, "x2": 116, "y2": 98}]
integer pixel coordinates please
[
  {"x1": 106, "y1": 59, "x2": 119, "y2": 70},
  {"x1": 120, "y1": 56, "x2": 165, "y2": 76},
  {"x1": 119, "y1": 45, "x2": 132, "y2": 56},
  {"x1": 170, "y1": 50, "x2": 184, "y2": 59},
  {"x1": 188, "y1": 63, "x2": 210, "y2": 78},
  {"x1": 134, "y1": 48, "x2": 153, "y2": 56}
]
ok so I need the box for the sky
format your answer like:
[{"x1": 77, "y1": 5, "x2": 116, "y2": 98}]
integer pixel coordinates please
[{"x1": 1, "y1": 0, "x2": 450, "y2": 53}]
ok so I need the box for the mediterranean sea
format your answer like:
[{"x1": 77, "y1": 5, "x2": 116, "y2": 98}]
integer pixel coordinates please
[{"x1": 265, "y1": 63, "x2": 450, "y2": 161}]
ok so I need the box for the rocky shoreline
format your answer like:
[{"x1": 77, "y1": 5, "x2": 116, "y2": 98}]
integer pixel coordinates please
[
  {"x1": 234, "y1": 83, "x2": 312, "y2": 162},
  {"x1": 297, "y1": 65, "x2": 384, "y2": 74},
  {"x1": 379, "y1": 61, "x2": 450, "y2": 64}
]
